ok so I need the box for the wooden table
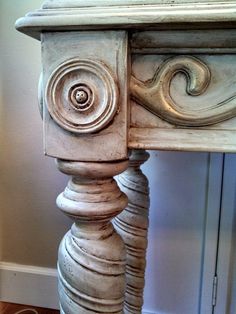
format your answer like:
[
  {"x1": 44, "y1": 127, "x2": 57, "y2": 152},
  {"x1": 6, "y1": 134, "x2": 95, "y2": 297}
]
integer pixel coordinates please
[{"x1": 16, "y1": 1, "x2": 236, "y2": 313}]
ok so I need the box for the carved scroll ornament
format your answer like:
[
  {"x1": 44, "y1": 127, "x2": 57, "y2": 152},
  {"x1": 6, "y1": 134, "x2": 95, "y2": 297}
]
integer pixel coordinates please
[
  {"x1": 131, "y1": 56, "x2": 236, "y2": 127},
  {"x1": 45, "y1": 58, "x2": 119, "y2": 134}
]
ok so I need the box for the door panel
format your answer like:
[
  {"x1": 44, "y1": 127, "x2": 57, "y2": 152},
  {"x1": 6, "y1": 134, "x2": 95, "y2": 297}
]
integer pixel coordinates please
[
  {"x1": 214, "y1": 154, "x2": 236, "y2": 314},
  {"x1": 142, "y1": 152, "x2": 223, "y2": 314}
]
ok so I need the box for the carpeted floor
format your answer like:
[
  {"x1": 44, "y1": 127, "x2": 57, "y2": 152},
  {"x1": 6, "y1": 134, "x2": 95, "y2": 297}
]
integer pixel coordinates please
[{"x1": 0, "y1": 302, "x2": 59, "y2": 314}]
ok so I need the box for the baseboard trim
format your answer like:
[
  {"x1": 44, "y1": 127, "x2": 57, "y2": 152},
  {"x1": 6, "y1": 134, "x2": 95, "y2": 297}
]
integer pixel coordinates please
[
  {"x1": 0, "y1": 262, "x2": 59, "y2": 309},
  {"x1": 0, "y1": 262, "x2": 155, "y2": 313}
]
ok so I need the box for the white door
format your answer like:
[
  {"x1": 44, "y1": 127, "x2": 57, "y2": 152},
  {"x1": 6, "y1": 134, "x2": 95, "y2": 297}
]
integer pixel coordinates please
[
  {"x1": 214, "y1": 154, "x2": 236, "y2": 314},
  {"x1": 142, "y1": 152, "x2": 225, "y2": 314}
]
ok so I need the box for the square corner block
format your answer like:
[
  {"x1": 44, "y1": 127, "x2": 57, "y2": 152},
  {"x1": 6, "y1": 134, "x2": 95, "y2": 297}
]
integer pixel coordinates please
[{"x1": 41, "y1": 31, "x2": 128, "y2": 161}]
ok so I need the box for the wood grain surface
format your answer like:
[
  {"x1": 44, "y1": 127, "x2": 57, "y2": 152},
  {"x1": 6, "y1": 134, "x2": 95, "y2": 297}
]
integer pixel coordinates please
[{"x1": 0, "y1": 302, "x2": 59, "y2": 314}]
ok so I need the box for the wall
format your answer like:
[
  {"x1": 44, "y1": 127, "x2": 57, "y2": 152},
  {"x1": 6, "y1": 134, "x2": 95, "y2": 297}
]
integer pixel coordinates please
[{"x1": 0, "y1": 0, "x2": 71, "y2": 268}]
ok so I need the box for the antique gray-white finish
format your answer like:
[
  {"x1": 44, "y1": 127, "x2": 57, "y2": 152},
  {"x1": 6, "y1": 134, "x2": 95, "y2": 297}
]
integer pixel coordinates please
[
  {"x1": 45, "y1": 58, "x2": 119, "y2": 134},
  {"x1": 130, "y1": 53, "x2": 236, "y2": 152},
  {"x1": 15, "y1": 1, "x2": 236, "y2": 40},
  {"x1": 56, "y1": 159, "x2": 128, "y2": 313},
  {"x1": 41, "y1": 31, "x2": 128, "y2": 161},
  {"x1": 114, "y1": 150, "x2": 150, "y2": 313},
  {"x1": 15, "y1": 0, "x2": 236, "y2": 313},
  {"x1": 131, "y1": 55, "x2": 236, "y2": 127}
]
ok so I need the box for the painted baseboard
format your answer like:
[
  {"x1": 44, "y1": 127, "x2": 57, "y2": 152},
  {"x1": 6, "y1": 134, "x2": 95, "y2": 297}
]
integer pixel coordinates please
[
  {"x1": 0, "y1": 262, "x2": 156, "y2": 313},
  {"x1": 0, "y1": 262, "x2": 59, "y2": 309}
]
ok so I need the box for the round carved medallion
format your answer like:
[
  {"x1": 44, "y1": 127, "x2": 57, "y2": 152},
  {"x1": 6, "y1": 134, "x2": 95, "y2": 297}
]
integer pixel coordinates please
[{"x1": 45, "y1": 58, "x2": 119, "y2": 133}]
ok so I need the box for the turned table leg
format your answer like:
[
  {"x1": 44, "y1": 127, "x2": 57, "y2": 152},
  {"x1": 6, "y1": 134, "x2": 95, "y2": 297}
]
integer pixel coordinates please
[
  {"x1": 114, "y1": 150, "x2": 150, "y2": 314},
  {"x1": 56, "y1": 159, "x2": 129, "y2": 314}
]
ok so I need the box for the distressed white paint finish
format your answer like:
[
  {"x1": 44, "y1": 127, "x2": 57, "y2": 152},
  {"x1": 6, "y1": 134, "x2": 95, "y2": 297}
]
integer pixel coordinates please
[
  {"x1": 129, "y1": 128, "x2": 236, "y2": 153},
  {"x1": 15, "y1": 1, "x2": 236, "y2": 40},
  {"x1": 131, "y1": 55, "x2": 236, "y2": 127},
  {"x1": 41, "y1": 31, "x2": 128, "y2": 161},
  {"x1": 114, "y1": 150, "x2": 150, "y2": 314},
  {"x1": 131, "y1": 29, "x2": 236, "y2": 54},
  {"x1": 45, "y1": 58, "x2": 119, "y2": 134},
  {"x1": 16, "y1": 2, "x2": 236, "y2": 154},
  {"x1": 130, "y1": 54, "x2": 236, "y2": 152},
  {"x1": 56, "y1": 159, "x2": 128, "y2": 313}
]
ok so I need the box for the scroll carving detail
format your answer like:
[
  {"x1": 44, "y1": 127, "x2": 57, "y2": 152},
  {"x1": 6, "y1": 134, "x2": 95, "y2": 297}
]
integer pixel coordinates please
[{"x1": 131, "y1": 56, "x2": 236, "y2": 126}]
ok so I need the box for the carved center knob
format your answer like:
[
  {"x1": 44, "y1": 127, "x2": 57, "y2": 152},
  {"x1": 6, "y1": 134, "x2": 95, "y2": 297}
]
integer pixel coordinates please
[
  {"x1": 69, "y1": 85, "x2": 93, "y2": 112},
  {"x1": 75, "y1": 90, "x2": 88, "y2": 104}
]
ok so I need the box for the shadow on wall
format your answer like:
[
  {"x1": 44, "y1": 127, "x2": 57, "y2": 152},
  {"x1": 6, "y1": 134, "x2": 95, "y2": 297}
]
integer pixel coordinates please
[{"x1": 0, "y1": 0, "x2": 71, "y2": 268}]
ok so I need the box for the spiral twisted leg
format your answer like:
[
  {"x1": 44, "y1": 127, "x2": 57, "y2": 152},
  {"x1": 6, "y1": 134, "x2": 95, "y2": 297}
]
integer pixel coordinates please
[
  {"x1": 114, "y1": 150, "x2": 150, "y2": 314},
  {"x1": 56, "y1": 159, "x2": 129, "y2": 313}
]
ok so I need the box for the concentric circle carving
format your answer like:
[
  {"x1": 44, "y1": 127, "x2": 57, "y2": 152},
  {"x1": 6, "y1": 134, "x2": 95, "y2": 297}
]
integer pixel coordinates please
[{"x1": 45, "y1": 58, "x2": 119, "y2": 133}]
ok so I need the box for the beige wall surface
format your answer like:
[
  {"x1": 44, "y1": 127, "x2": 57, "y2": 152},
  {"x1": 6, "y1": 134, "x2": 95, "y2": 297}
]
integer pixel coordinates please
[{"x1": 0, "y1": 0, "x2": 71, "y2": 267}]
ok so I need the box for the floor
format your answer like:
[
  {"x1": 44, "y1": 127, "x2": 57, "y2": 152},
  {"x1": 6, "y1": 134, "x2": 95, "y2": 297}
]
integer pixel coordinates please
[{"x1": 0, "y1": 302, "x2": 59, "y2": 314}]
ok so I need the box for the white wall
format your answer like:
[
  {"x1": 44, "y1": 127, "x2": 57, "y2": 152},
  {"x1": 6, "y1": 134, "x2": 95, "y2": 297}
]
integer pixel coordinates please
[{"x1": 0, "y1": 0, "x2": 71, "y2": 268}]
